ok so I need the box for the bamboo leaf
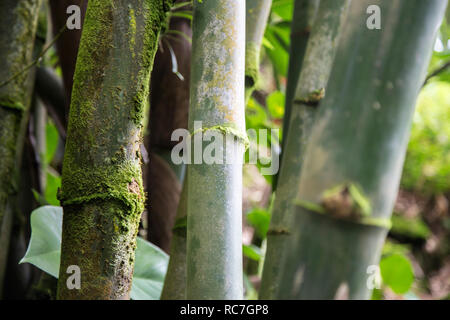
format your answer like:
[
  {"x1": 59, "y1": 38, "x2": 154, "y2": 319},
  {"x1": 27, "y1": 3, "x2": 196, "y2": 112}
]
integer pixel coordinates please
[
  {"x1": 246, "y1": 208, "x2": 271, "y2": 238},
  {"x1": 243, "y1": 244, "x2": 262, "y2": 261},
  {"x1": 45, "y1": 120, "x2": 59, "y2": 165}
]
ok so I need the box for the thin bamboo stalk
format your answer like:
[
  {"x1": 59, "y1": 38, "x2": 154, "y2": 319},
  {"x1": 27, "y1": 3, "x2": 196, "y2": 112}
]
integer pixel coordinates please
[
  {"x1": 279, "y1": 0, "x2": 319, "y2": 159},
  {"x1": 160, "y1": 179, "x2": 187, "y2": 300},
  {"x1": 245, "y1": 0, "x2": 272, "y2": 102},
  {"x1": 260, "y1": 0, "x2": 350, "y2": 299}
]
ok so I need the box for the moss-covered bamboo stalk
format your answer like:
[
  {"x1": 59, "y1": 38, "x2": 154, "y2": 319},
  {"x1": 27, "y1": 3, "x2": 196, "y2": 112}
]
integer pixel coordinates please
[
  {"x1": 57, "y1": 0, "x2": 173, "y2": 300},
  {"x1": 260, "y1": 0, "x2": 350, "y2": 299},
  {"x1": 280, "y1": 0, "x2": 319, "y2": 155},
  {"x1": 245, "y1": 0, "x2": 272, "y2": 102},
  {"x1": 277, "y1": 0, "x2": 447, "y2": 299},
  {"x1": 160, "y1": 179, "x2": 187, "y2": 300},
  {"x1": 186, "y1": 0, "x2": 246, "y2": 299},
  {"x1": 0, "y1": 0, "x2": 42, "y2": 297}
]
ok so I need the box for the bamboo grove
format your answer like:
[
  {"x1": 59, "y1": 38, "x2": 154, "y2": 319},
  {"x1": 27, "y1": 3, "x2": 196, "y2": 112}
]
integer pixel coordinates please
[{"x1": 0, "y1": 0, "x2": 448, "y2": 300}]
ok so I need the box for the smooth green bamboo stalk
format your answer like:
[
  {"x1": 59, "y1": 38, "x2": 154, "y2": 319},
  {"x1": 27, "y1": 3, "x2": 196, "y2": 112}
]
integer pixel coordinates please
[
  {"x1": 277, "y1": 0, "x2": 447, "y2": 299},
  {"x1": 279, "y1": 0, "x2": 319, "y2": 157},
  {"x1": 161, "y1": 179, "x2": 187, "y2": 300},
  {"x1": 0, "y1": 0, "x2": 42, "y2": 298},
  {"x1": 186, "y1": 0, "x2": 246, "y2": 300},
  {"x1": 57, "y1": 0, "x2": 173, "y2": 300},
  {"x1": 260, "y1": 0, "x2": 350, "y2": 299},
  {"x1": 245, "y1": 0, "x2": 272, "y2": 102}
]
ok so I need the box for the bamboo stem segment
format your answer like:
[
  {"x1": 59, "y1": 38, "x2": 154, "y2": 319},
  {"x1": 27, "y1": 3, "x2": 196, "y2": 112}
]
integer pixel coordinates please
[
  {"x1": 260, "y1": 0, "x2": 350, "y2": 299},
  {"x1": 186, "y1": 0, "x2": 246, "y2": 300},
  {"x1": 57, "y1": 0, "x2": 172, "y2": 300}
]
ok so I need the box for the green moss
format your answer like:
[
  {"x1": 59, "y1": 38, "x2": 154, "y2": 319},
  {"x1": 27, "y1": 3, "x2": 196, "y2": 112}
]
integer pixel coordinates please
[
  {"x1": 57, "y1": 1, "x2": 176, "y2": 299},
  {"x1": 0, "y1": 1, "x2": 41, "y2": 108},
  {"x1": 128, "y1": 7, "x2": 136, "y2": 58},
  {"x1": 68, "y1": 0, "x2": 113, "y2": 132},
  {"x1": 130, "y1": 0, "x2": 171, "y2": 127},
  {"x1": 0, "y1": 97, "x2": 25, "y2": 111},
  {"x1": 59, "y1": 160, "x2": 144, "y2": 218}
]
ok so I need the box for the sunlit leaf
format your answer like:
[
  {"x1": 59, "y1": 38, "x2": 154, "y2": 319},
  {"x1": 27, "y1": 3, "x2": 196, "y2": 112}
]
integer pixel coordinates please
[
  {"x1": 246, "y1": 208, "x2": 271, "y2": 238},
  {"x1": 380, "y1": 254, "x2": 414, "y2": 295},
  {"x1": 243, "y1": 244, "x2": 262, "y2": 261},
  {"x1": 267, "y1": 90, "x2": 285, "y2": 119},
  {"x1": 45, "y1": 120, "x2": 59, "y2": 165}
]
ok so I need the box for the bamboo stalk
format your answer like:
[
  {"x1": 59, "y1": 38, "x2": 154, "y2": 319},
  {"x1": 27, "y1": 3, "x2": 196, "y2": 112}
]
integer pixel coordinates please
[
  {"x1": 260, "y1": 0, "x2": 350, "y2": 299},
  {"x1": 245, "y1": 0, "x2": 272, "y2": 102},
  {"x1": 0, "y1": 0, "x2": 42, "y2": 298},
  {"x1": 279, "y1": 0, "x2": 319, "y2": 161},
  {"x1": 276, "y1": 0, "x2": 448, "y2": 299},
  {"x1": 57, "y1": 0, "x2": 173, "y2": 300},
  {"x1": 160, "y1": 179, "x2": 187, "y2": 300},
  {"x1": 186, "y1": 0, "x2": 246, "y2": 299}
]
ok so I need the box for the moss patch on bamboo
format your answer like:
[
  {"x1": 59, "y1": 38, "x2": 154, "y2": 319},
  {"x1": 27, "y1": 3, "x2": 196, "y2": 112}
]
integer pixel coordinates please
[{"x1": 0, "y1": 97, "x2": 25, "y2": 111}]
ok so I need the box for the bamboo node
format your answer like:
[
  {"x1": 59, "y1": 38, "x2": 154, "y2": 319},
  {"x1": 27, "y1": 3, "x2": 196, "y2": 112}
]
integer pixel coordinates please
[
  {"x1": 293, "y1": 88, "x2": 325, "y2": 107},
  {"x1": 0, "y1": 97, "x2": 26, "y2": 112},
  {"x1": 294, "y1": 183, "x2": 392, "y2": 229},
  {"x1": 267, "y1": 228, "x2": 290, "y2": 236},
  {"x1": 321, "y1": 183, "x2": 371, "y2": 219},
  {"x1": 190, "y1": 125, "x2": 250, "y2": 150}
]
